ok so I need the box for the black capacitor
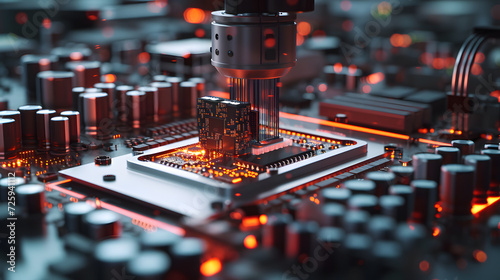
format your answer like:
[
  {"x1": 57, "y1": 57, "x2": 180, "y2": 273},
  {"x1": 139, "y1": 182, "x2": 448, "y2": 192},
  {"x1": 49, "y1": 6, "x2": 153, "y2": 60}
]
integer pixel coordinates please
[
  {"x1": 21, "y1": 54, "x2": 58, "y2": 102},
  {"x1": 286, "y1": 221, "x2": 319, "y2": 260},
  {"x1": 388, "y1": 165, "x2": 414, "y2": 185},
  {"x1": 365, "y1": 171, "x2": 395, "y2": 197},
  {"x1": 170, "y1": 238, "x2": 206, "y2": 280},
  {"x1": 84, "y1": 209, "x2": 122, "y2": 240},
  {"x1": 367, "y1": 215, "x2": 396, "y2": 240},
  {"x1": 464, "y1": 154, "x2": 491, "y2": 204},
  {"x1": 16, "y1": 183, "x2": 46, "y2": 215},
  {"x1": 451, "y1": 139, "x2": 475, "y2": 157},
  {"x1": 127, "y1": 250, "x2": 171, "y2": 280},
  {"x1": 64, "y1": 202, "x2": 95, "y2": 234},
  {"x1": 165, "y1": 77, "x2": 182, "y2": 117},
  {"x1": 435, "y1": 146, "x2": 461, "y2": 165},
  {"x1": 179, "y1": 81, "x2": 197, "y2": 118},
  {"x1": 440, "y1": 164, "x2": 475, "y2": 218},
  {"x1": 0, "y1": 118, "x2": 18, "y2": 159},
  {"x1": 348, "y1": 194, "x2": 378, "y2": 214},
  {"x1": 150, "y1": 82, "x2": 173, "y2": 123},
  {"x1": 481, "y1": 149, "x2": 500, "y2": 196},
  {"x1": 140, "y1": 230, "x2": 182, "y2": 255},
  {"x1": 66, "y1": 61, "x2": 101, "y2": 88},
  {"x1": 342, "y1": 179, "x2": 376, "y2": 195},
  {"x1": 36, "y1": 109, "x2": 57, "y2": 151},
  {"x1": 388, "y1": 184, "x2": 414, "y2": 220},
  {"x1": 189, "y1": 77, "x2": 206, "y2": 98},
  {"x1": 0, "y1": 110, "x2": 22, "y2": 151},
  {"x1": 263, "y1": 213, "x2": 292, "y2": 254},
  {"x1": 116, "y1": 85, "x2": 134, "y2": 123},
  {"x1": 379, "y1": 195, "x2": 407, "y2": 223},
  {"x1": 18, "y1": 105, "x2": 42, "y2": 145},
  {"x1": 322, "y1": 202, "x2": 346, "y2": 227},
  {"x1": 94, "y1": 83, "x2": 116, "y2": 118},
  {"x1": 126, "y1": 90, "x2": 146, "y2": 128},
  {"x1": 36, "y1": 71, "x2": 74, "y2": 110},
  {"x1": 94, "y1": 238, "x2": 139, "y2": 280},
  {"x1": 81, "y1": 92, "x2": 110, "y2": 136},
  {"x1": 137, "y1": 86, "x2": 158, "y2": 123},
  {"x1": 60, "y1": 111, "x2": 81, "y2": 144},
  {"x1": 319, "y1": 187, "x2": 351, "y2": 205},
  {"x1": 343, "y1": 210, "x2": 370, "y2": 234},
  {"x1": 412, "y1": 153, "x2": 443, "y2": 184},
  {"x1": 0, "y1": 99, "x2": 7, "y2": 111},
  {"x1": 50, "y1": 116, "x2": 70, "y2": 154},
  {"x1": 72, "y1": 87, "x2": 85, "y2": 111},
  {"x1": 411, "y1": 180, "x2": 437, "y2": 227}
]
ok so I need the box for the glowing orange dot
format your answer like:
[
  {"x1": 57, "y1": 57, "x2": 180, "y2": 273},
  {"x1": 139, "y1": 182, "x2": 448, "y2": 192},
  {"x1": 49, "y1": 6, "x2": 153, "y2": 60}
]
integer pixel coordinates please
[
  {"x1": 70, "y1": 52, "x2": 83, "y2": 61},
  {"x1": 42, "y1": 18, "x2": 51, "y2": 29},
  {"x1": 490, "y1": 90, "x2": 500, "y2": 102},
  {"x1": 362, "y1": 85, "x2": 371, "y2": 93},
  {"x1": 390, "y1": 34, "x2": 403, "y2": 47},
  {"x1": 259, "y1": 214, "x2": 268, "y2": 225},
  {"x1": 104, "y1": 74, "x2": 116, "y2": 83},
  {"x1": 243, "y1": 235, "x2": 258, "y2": 249},
  {"x1": 432, "y1": 227, "x2": 440, "y2": 237},
  {"x1": 195, "y1": 28, "x2": 205, "y2": 38},
  {"x1": 138, "y1": 52, "x2": 150, "y2": 64},
  {"x1": 400, "y1": 34, "x2": 412, "y2": 48},
  {"x1": 296, "y1": 34, "x2": 304, "y2": 46},
  {"x1": 333, "y1": 63, "x2": 343, "y2": 73},
  {"x1": 232, "y1": 178, "x2": 242, "y2": 184},
  {"x1": 348, "y1": 64, "x2": 357, "y2": 74},
  {"x1": 200, "y1": 258, "x2": 222, "y2": 277},
  {"x1": 471, "y1": 64, "x2": 483, "y2": 76},
  {"x1": 39, "y1": 58, "x2": 50, "y2": 66},
  {"x1": 265, "y1": 37, "x2": 276, "y2": 48},
  {"x1": 318, "y1": 83, "x2": 327, "y2": 92},
  {"x1": 474, "y1": 52, "x2": 485, "y2": 64},
  {"x1": 419, "y1": 260, "x2": 429, "y2": 272},
  {"x1": 473, "y1": 250, "x2": 487, "y2": 263},
  {"x1": 297, "y1": 22, "x2": 312, "y2": 36},
  {"x1": 184, "y1": 8, "x2": 206, "y2": 24}
]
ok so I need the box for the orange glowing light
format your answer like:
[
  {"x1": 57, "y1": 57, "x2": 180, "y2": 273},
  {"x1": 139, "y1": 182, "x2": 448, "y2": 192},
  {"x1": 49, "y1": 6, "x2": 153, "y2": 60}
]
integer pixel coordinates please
[
  {"x1": 432, "y1": 227, "x2": 440, "y2": 237},
  {"x1": 200, "y1": 258, "x2": 222, "y2": 277},
  {"x1": 195, "y1": 28, "x2": 205, "y2": 38},
  {"x1": 366, "y1": 72, "x2": 385, "y2": 84},
  {"x1": 297, "y1": 22, "x2": 312, "y2": 36},
  {"x1": 259, "y1": 214, "x2": 268, "y2": 225},
  {"x1": 473, "y1": 250, "x2": 487, "y2": 263},
  {"x1": 244, "y1": 235, "x2": 258, "y2": 249},
  {"x1": 39, "y1": 58, "x2": 50, "y2": 66},
  {"x1": 348, "y1": 64, "x2": 357, "y2": 74},
  {"x1": 184, "y1": 8, "x2": 206, "y2": 24},
  {"x1": 474, "y1": 52, "x2": 485, "y2": 64},
  {"x1": 490, "y1": 90, "x2": 500, "y2": 102},
  {"x1": 418, "y1": 138, "x2": 451, "y2": 147},
  {"x1": 296, "y1": 34, "x2": 305, "y2": 46},
  {"x1": 103, "y1": 74, "x2": 116, "y2": 83},
  {"x1": 69, "y1": 52, "x2": 83, "y2": 61},
  {"x1": 232, "y1": 177, "x2": 242, "y2": 184},
  {"x1": 242, "y1": 217, "x2": 260, "y2": 228},
  {"x1": 471, "y1": 64, "x2": 483, "y2": 76},
  {"x1": 265, "y1": 37, "x2": 276, "y2": 48},
  {"x1": 419, "y1": 260, "x2": 429, "y2": 272},
  {"x1": 333, "y1": 63, "x2": 343, "y2": 73},
  {"x1": 318, "y1": 83, "x2": 327, "y2": 92},
  {"x1": 42, "y1": 18, "x2": 51, "y2": 29},
  {"x1": 471, "y1": 196, "x2": 500, "y2": 214},
  {"x1": 138, "y1": 52, "x2": 150, "y2": 64}
]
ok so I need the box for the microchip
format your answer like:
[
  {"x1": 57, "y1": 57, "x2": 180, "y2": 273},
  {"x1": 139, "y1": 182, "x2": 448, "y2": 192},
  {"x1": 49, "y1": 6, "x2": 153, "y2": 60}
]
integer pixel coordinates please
[{"x1": 237, "y1": 146, "x2": 311, "y2": 169}]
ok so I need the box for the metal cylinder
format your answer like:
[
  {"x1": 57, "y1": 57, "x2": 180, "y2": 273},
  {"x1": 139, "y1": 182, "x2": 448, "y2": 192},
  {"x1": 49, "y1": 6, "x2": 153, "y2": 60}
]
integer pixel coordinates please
[
  {"x1": 50, "y1": 116, "x2": 70, "y2": 154},
  {"x1": 440, "y1": 164, "x2": 475, "y2": 218},
  {"x1": 16, "y1": 183, "x2": 46, "y2": 215},
  {"x1": 126, "y1": 90, "x2": 146, "y2": 128},
  {"x1": 0, "y1": 118, "x2": 18, "y2": 159},
  {"x1": 165, "y1": 77, "x2": 182, "y2": 117},
  {"x1": 365, "y1": 171, "x2": 395, "y2": 197},
  {"x1": 137, "y1": 86, "x2": 158, "y2": 123},
  {"x1": 72, "y1": 87, "x2": 85, "y2": 111},
  {"x1": 116, "y1": 85, "x2": 134, "y2": 123},
  {"x1": 464, "y1": 154, "x2": 491, "y2": 204},
  {"x1": 411, "y1": 180, "x2": 437, "y2": 227},
  {"x1": 435, "y1": 146, "x2": 461, "y2": 165},
  {"x1": 189, "y1": 77, "x2": 206, "y2": 98},
  {"x1": 94, "y1": 83, "x2": 116, "y2": 118},
  {"x1": 179, "y1": 81, "x2": 197, "y2": 119},
  {"x1": 51, "y1": 46, "x2": 91, "y2": 66},
  {"x1": 60, "y1": 111, "x2": 81, "y2": 144},
  {"x1": 149, "y1": 82, "x2": 173, "y2": 123},
  {"x1": 451, "y1": 140, "x2": 475, "y2": 157},
  {"x1": 81, "y1": 92, "x2": 110, "y2": 136},
  {"x1": 412, "y1": 153, "x2": 443, "y2": 184},
  {"x1": 36, "y1": 71, "x2": 74, "y2": 110},
  {"x1": 36, "y1": 109, "x2": 56, "y2": 151},
  {"x1": 0, "y1": 110, "x2": 22, "y2": 151},
  {"x1": 21, "y1": 54, "x2": 58, "y2": 102},
  {"x1": 66, "y1": 61, "x2": 101, "y2": 88},
  {"x1": 481, "y1": 149, "x2": 500, "y2": 196},
  {"x1": 0, "y1": 99, "x2": 7, "y2": 111},
  {"x1": 388, "y1": 165, "x2": 414, "y2": 185},
  {"x1": 18, "y1": 105, "x2": 42, "y2": 145}
]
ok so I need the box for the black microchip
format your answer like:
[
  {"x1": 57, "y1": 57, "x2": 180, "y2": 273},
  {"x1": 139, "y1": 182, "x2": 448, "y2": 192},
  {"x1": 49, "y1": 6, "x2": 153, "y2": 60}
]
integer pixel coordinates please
[
  {"x1": 208, "y1": 117, "x2": 224, "y2": 134},
  {"x1": 237, "y1": 146, "x2": 310, "y2": 168}
]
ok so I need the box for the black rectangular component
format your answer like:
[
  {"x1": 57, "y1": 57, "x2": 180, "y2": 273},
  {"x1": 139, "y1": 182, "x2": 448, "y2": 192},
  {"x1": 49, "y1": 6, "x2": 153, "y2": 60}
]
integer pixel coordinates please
[{"x1": 237, "y1": 145, "x2": 310, "y2": 169}]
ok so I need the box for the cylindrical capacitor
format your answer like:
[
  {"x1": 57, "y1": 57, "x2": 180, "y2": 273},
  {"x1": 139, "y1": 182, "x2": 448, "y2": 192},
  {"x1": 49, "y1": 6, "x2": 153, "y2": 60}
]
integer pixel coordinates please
[
  {"x1": 464, "y1": 154, "x2": 491, "y2": 204},
  {"x1": 286, "y1": 221, "x2": 319, "y2": 260},
  {"x1": 18, "y1": 105, "x2": 42, "y2": 145},
  {"x1": 16, "y1": 183, "x2": 46, "y2": 215},
  {"x1": 170, "y1": 238, "x2": 206, "y2": 280},
  {"x1": 94, "y1": 83, "x2": 116, "y2": 118},
  {"x1": 51, "y1": 46, "x2": 91, "y2": 66},
  {"x1": 451, "y1": 139, "x2": 475, "y2": 157},
  {"x1": 152, "y1": 75, "x2": 167, "y2": 82},
  {"x1": 389, "y1": 165, "x2": 414, "y2": 185},
  {"x1": 36, "y1": 71, "x2": 74, "y2": 110},
  {"x1": 322, "y1": 203, "x2": 346, "y2": 227},
  {"x1": 72, "y1": 87, "x2": 85, "y2": 111},
  {"x1": 81, "y1": 92, "x2": 110, "y2": 136},
  {"x1": 36, "y1": 109, "x2": 56, "y2": 151},
  {"x1": 127, "y1": 250, "x2": 171, "y2": 280},
  {"x1": 368, "y1": 215, "x2": 396, "y2": 240},
  {"x1": 440, "y1": 164, "x2": 475, "y2": 218},
  {"x1": 412, "y1": 153, "x2": 443, "y2": 184},
  {"x1": 150, "y1": 82, "x2": 173, "y2": 123},
  {"x1": 21, "y1": 54, "x2": 58, "y2": 102},
  {"x1": 319, "y1": 188, "x2": 351, "y2": 205},
  {"x1": 0, "y1": 99, "x2": 7, "y2": 111},
  {"x1": 388, "y1": 185, "x2": 414, "y2": 221},
  {"x1": 0, "y1": 118, "x2": 18, "y2": 159},
  {"x1": 94, "y1": 238, "x2": 139, "y2": 280},
  {"x1": 343, "y1": 210, "x2": 370, "y2": 234},
  {"x1": 189, "y1": 77, "x2": 206, "y2": 98},
  {"x1": 411, "y1": 180, "x2": 437, "y2": 227},
  {"x1": 137, "y1": 86, "x2": 158, "y2": 123},
  {"x1": 0, "y1": 110, "x2": 22, "y2": 151},
  {"x1": 83, "y1": 209, "x2": 122, "y2": 240},
  {"x1": 126, "y1": 90, "x2": 146, "y2": 128},
  {"x1": 66, "y1": 61, "x2": 101, "y2": 88},
  {"x1": 165, "y1": 77, "x2": 182, "y2": 117},
  {"x1": 435, "y1": 146, "x2": 461, "y2": 165},
  {"x1": 379, "y1": 195, "x2": 407, "y2": 223},
  {"x1": 116, "y1": 85, "x2": 134, "y2": 123},
  {"x1": 64, "y1": 202, "x2": 95, "y2": 235},
  {"x1": 179, "y1": 81, "x2": 197, "y2": 118},
  {"x1": 50, "y1": 116, "x2": 70, "y2": 154},
  {"x1": 140, "y1": 230, "x2": 181, "y2": 255},
  {"x1": 348, "y1": 194, "x2": 378, "y2": 214},
  {"x1": 342, "y1": 179, "x2": 376, "y2": 195},
  {"x1": 60, "y1": 111, "x2": 81, "y2": 144},
  {"x1": 481, "y1": 149, "x2": 500, "y2": 196},
  {"x1": 365, "y1": 171, "x2": 395, "y2": 197},
  {"x1": 263, "y1": 214, "x2": 292, "y2": 255}
]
